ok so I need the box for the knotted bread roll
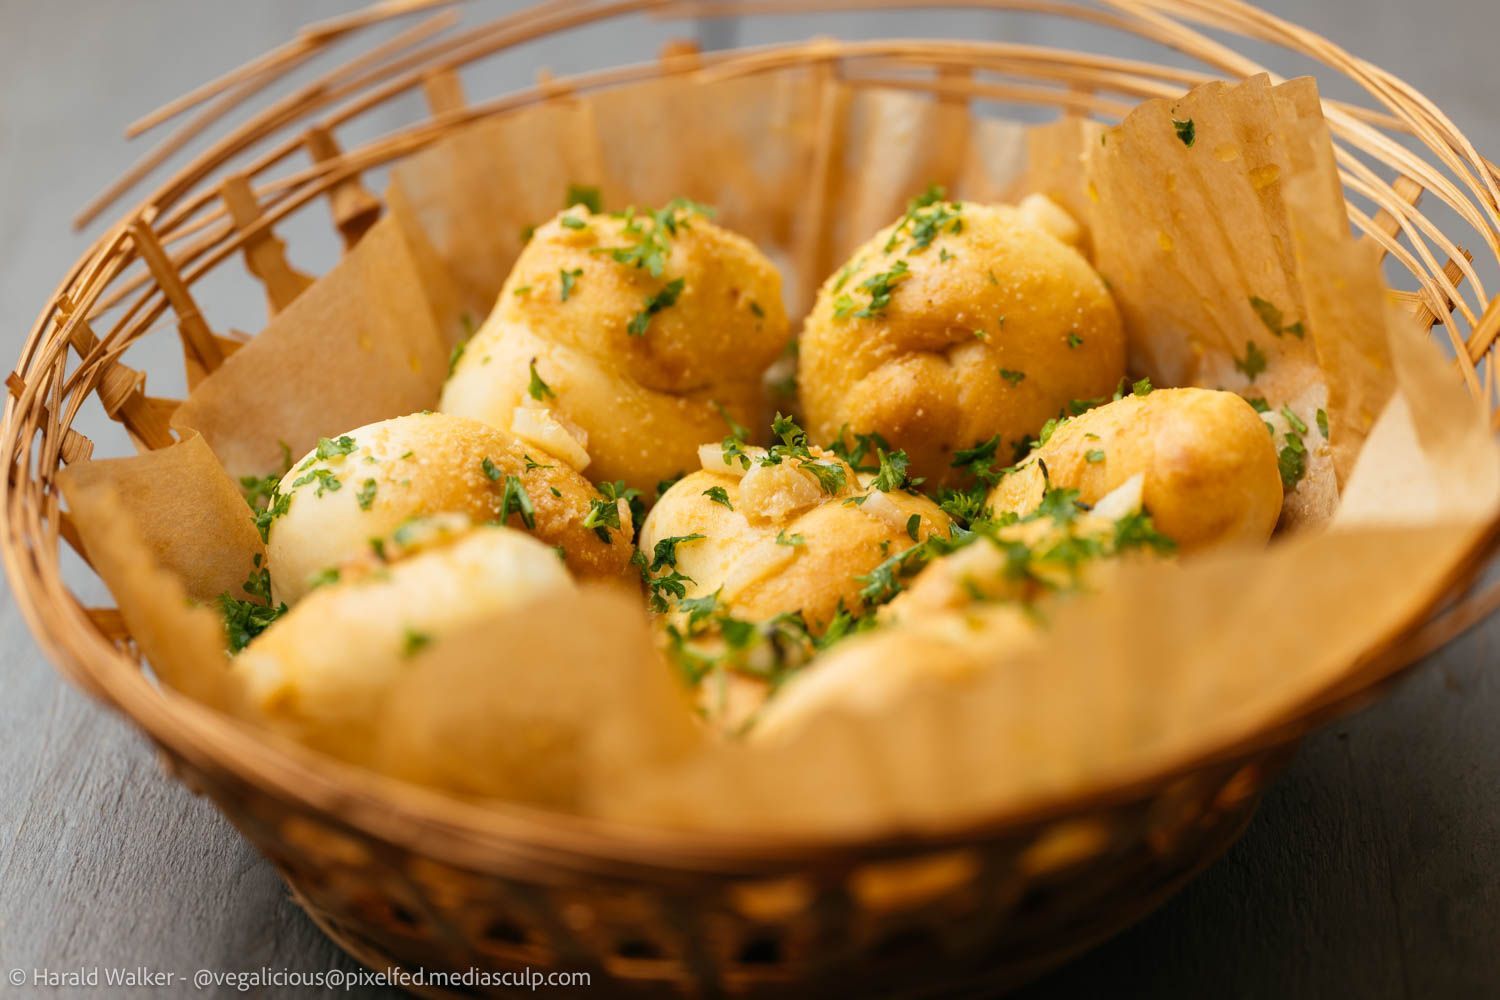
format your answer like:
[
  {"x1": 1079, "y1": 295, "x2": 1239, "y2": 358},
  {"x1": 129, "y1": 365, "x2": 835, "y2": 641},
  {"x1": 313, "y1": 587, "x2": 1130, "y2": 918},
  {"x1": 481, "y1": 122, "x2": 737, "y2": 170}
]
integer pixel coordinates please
[
  {"x1": 442, "y1": 200, "x2": 791, "y2": 494},
  {"x1": 640, "y1": 439, "x2": 950, "y2": 634},
  {"x1": 990, "y1": 387, "x2": 1283, "y2": 552},
  {"x1": 799, "y1": 193, "x2": 1125, "y2": 488},
  {"x1": 263, "y1": 412, "x2": 633, "y2": 603},
  {"x1": 233, "y1": 524, "x2": 576, "y2": 761}
]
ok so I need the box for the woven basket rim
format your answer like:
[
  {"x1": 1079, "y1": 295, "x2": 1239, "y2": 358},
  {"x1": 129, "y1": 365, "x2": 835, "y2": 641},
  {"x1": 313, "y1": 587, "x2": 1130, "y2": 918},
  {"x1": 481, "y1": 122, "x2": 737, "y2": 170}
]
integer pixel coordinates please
[{"x1": 4, "y1": 0, "x2": 1500, "y2": 870}]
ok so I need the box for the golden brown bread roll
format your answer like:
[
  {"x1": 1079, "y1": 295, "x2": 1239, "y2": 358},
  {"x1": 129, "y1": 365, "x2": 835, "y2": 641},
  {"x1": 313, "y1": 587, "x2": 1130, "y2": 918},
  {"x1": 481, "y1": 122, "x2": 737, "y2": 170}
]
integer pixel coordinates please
[
  {"x1": 637, "y1": 422, "x2": 951, "y2": 733},
  {"x1": 263, "y1": 412, "x2": 634, "y2": 603},
  {"x1": 890, "y1": 473, "x2": 1167, "y2": 620},
  {"x1": 990, "y1": 387, "x2": 1283, "y2": 552},
  {"x1": 639, "y1": 442, "x2": 950, "y2": 634},
  {"x1": 799, "y1": 193, "x2": 1125, "y2": 489},
  {"x1": 749, "y1": 608, "x2": 1035, "y2": 745},
  {"x1": 441, "y1": 201, "x2": 791, "y2": 493},
  {"x1": 233, "y1": 525, "x2": 576, "y2": 761},
  {"x1": 756, "y1": 475, "x2": 1168, "y2": 740}
]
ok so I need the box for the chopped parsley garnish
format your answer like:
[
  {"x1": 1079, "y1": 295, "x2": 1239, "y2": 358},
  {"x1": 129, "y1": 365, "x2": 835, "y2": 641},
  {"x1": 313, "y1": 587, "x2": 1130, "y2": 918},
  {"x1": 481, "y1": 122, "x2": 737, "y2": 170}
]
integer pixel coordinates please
[
  {"x1": 634, "y1": 532, "x2": 704, "y2": 612},
  {"x1": 309, "y1": 435, "x2": 356, "y2": 463},
  {"x1": 251, "y1": 492, "x2": 290, "y2": 542},
  {"x1": 827, "y1": 428, "x2": 892, "y2": 473},
  {"x1": 239, "y1": 441, "x2": 292, "y2": 512},
  {"x1": 1278, "y1": 431, "x2": 1307, "y2": 491},
  {"x1": 883, "y1": 184, "x2": 963, "y2": 254},
  {"x1": 649, "y1": 533, "x2": 705, "y2": 571},
  {"x1": 776, "y1": 530, "x2": 806, "y2": 547},
  {"x1": 857, "y1": 481, "x2": 1175, "y2": 619},
  {"x1": 1086, "y1": 449, "x2": 1105, "y2": 463},
  {"x1": 906, "y1": 513, "x2": 922, "y2": 541},
  {"x1": 1066, "y1": 332, "x2": 1084, "y2": 349},
  {"x1": 481, "y1": 457, "x2": 502, "y2": 481},
  {"x1": 559, "y1": 267, "x2": 582, "y2": 301},
  {"x1": 583, "y1": 491, "x2": 624, "y2": 541},
  {"x1": 1173, "y1": 117, "x2": 1196, "y2": 147},
  {"x1": 855, "y1": 544, "x2": 926, "y2": 604},
  {"x1": 771, "y1": 417, "x2": 841, "y2": 489},
  {"x1": 559, "y1": 214, "x2": 587, "y2": 230},
  {"x1": 936, "y1": 484, "x2": 990, "y2": 524},
  {"x1": 840, "y1": 260, "x2": 910, "y2": 319},
  {"x1": 656, "y1": 473, "x2": 684, "y2": 499},
  {"x1": 1249, "y1": 296, "x2": 1304, "y2": 338},
  {"x1": 523, "y1": 453, "x2": 553, "y2": 471},
  {"x1": 872, "y1": 448, "x2": 911, "y2": 492},
  {"x1": 999, "y1": 368, "x2": 1026, "y2": 385},
  {"x1": 216, "y1": 555, "x2": 286, "y2": 654},
  {"x1": 1036, "y1": 486, "x2": 1086, "y2": 525},
  {"x1": 527, "y1": 358, "x2": 555, "y2": 400},
  {"x1": 678, "y1": 589, "x2": 721, "y2": 628},
  {"x1": 307, "y1": 567, "x2": 341, "y2": 590},
  {"x1": 565, "y1": 183, "x2": 602, "y2": 213},
  {"x1": 801, "y1": 460, "x2": 847, "y2": 495},
  {"x1": 239, "y1": 473, "x2": 281, "y2": 511},
  {"x1": 627, "y1": 277, "x2": 685, "y2": 336},
  {"x1": 703, "y1": 486, "x2": 734, "y2": 510},
  {"x1": 1316, "y1": 408, "x2": 1329, "y2": 438},
  {"x1": 1247, "y1": 396, "x2": 1271, "y2": 413},
  {"x1": 499, "y1": 475, "x2": 536, "y2": 530},
  {"x1": 951, "y1": 435, "x2": 1004, "y2": 483},
  {"x1": 401, "y1": 628, "x2": 432, "y2": 658},
  {"x1": 749, "y1": 300, "x2": 765, "y2": 318},
  {"x1": 1280, "y1": 405, "x2": 1308, "y2": 436},
  {"x1": 641, "y1": 564, "x2": 693, "y2": 612},
  {"x1": 356, "y1": 478, "x2": 377, "y2": 511},
  {"x1": 1234, "y1": 340, "x2": 1268, "y2": 382},
  {"x1": 596, "y1": 197, "x2": 711, "y2": 277},
  {"x1": 291, "y1": 468, "x2": 341, "y2": 497}
]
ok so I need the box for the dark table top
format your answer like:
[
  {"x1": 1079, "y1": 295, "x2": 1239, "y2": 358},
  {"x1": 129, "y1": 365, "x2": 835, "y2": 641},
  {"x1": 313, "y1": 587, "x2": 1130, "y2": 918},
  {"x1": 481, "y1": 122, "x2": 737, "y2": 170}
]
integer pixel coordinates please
[{"x1": 2, "y1": 1, "x2": 1497, "y2": 996}]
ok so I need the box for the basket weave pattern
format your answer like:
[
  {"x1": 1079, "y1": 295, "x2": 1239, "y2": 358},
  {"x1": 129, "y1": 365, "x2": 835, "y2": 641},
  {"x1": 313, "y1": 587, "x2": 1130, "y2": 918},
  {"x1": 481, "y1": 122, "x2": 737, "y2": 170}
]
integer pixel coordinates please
[{"x1": 4, "y1": 2, "x2": 1500, "y2": 994}]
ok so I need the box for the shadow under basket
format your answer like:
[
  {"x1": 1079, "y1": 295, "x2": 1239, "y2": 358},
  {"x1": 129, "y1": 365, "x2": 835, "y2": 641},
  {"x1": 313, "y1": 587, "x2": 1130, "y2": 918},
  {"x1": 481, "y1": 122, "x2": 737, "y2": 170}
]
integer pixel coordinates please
[{"x1": 5, "y1": 2, "x2": 1500, "y2": 996}]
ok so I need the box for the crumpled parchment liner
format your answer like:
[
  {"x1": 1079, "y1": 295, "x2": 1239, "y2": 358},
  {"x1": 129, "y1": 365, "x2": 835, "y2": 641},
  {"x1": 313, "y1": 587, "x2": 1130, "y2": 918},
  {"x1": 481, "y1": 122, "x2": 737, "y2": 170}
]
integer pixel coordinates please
[
  {"x1": 1085, "y1": 75, "x2": 1394, "y2": 528},
  {"x1": 171, "y1": 213, "x2": 448, "y2": 481},
  {"x1": 57, "y1": 434, "x2": 245, "y2": 712},
  {"x1": 389, "y1": 67, "x2": 1027, "y2": 322},
  {"x1": 52, "y1": 70, "x2": 1499, "y2": 835}
]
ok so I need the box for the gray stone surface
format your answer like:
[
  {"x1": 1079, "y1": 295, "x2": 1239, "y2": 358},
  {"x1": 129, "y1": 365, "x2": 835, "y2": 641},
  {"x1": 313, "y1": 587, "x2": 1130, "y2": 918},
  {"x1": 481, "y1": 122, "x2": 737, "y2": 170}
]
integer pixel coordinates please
[{"x1": 1, "y1": 1, "x2": 1496, "y2": 996}]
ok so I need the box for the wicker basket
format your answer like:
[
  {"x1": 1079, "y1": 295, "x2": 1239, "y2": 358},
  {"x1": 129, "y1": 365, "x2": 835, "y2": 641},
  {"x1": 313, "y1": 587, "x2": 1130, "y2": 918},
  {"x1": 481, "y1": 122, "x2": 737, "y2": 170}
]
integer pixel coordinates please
[{"x1": 5, "y1": 1, "x2": 1500, "y2": 995}]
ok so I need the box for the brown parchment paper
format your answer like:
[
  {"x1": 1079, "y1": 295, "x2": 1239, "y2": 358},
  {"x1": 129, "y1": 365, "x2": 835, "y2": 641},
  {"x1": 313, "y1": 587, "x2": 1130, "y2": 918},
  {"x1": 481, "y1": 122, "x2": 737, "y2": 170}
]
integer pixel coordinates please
[
  {"x1": 53, "y1": 72, "x2": 1500, "y2": 835},
  {"x1": 389, "y1": 67, "x2": 1028, "y2": 323},
  {"x1": 387, "y1": 97, "x2": 607, "y2": 335},
  {"x1": 1084, "y1": 75, "x2": 1393, "y2": 528},
  {"x1": 172, "y1": 212, "x2": 448, "y2": 481},
  {"x1": 374, "y1": 586, "x2": 700, "y2": 810},
  {"x1": 56, "y1": 434, "x2": 249, "y2": 711},
  {"x1": 1013, "y1": 115, "x2": 1105, "y2": 258}
]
